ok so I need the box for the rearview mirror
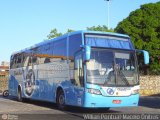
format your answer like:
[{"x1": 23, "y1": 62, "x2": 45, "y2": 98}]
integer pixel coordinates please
[
  {"x1": 136, "y1": 50, "x2": 149, "y2": 64},
  {"x1": 85, "y1": 45, "x2": 91, "y2": 61}
]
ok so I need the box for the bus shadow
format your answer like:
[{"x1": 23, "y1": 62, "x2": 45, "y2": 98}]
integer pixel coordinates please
[
  {"x1": 3, "y1": 95, "x2": 160, "y2": 111},
  {"x1": 23, "y1": 100, "x2": 120, "y2": 119},
  {"x1": 139, "y1": 96, "x2": 160, "y2": 109},
  {"x1": 0, "y1": 95, "x2": 121, "y2": 120},
  {"x1": 25, "y1": 99, "x2": 119, "y2": 114},
  {"x1": 0, "y1": 95, "x2": 57, "y2": 109},
  {"x1": 63, "y1": 107, "x2": 120, "y2": 120},
  {"x1": 0, "y1": 96, "x2": 119, "y2": 114},
  {"x1": 65, "y1": 106, "x2": 119, "y2": 113}
]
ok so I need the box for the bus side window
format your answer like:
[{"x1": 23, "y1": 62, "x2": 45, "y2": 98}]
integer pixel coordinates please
[
  {"x1": 74, "y1": 53, "x2": 84, "y2": 87},
  {"x1": 16, "y1": 54, "x2": 22, "y2": 68},
  {"x1": 13, "y1": 55, "x2": 18, "y2": 68},
  {"x1": 23, "y1": 56, "x2": 29, "y2": 67},
  {"x1": 44, "y1": 58, "x2": 51, "y2": 63},
  {"x1": 10, "y1": 55, "x2": 15, "y2": 69},
  {"x1": 32, "y1": 56, "x2": 37, "y2": 65},
  {"x1": 28, "y1": 57, "x2": 32, "y2": 66},
  {"x1": 39, "y1": 57, "x2": 45, "y2": 64}
]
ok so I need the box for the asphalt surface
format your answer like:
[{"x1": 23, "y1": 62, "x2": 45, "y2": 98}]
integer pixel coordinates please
[{"x1": 0, "y1": 95, "x2": 160, "y2": 120}]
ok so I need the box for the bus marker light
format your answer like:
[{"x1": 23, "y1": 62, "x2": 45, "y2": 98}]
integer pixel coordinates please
[{"x1": 112, "y1": 100, "x2": 121, "y2": 104}]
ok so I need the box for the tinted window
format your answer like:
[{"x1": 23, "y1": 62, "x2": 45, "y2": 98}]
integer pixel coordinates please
[
  {"x1": 69, "y1": 34, "x2": 82, "y2": 57},
  {"x1": 53, "y1": 38, "x2": 67, "y2": 57}
]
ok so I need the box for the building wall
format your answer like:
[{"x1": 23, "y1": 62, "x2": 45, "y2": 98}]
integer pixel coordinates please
[
  {"x1": 1, "y1": 61, "x2": 9, "y2": 66},
  {"x1": 0, "y1": 63, "x2": 9, "y2": 92},
  {"x1": 140, "y1": 76, "x2": 160, "y2": 96}
]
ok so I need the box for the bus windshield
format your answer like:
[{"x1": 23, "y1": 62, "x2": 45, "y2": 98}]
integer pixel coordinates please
[{"x1": 86, "y1": 48, "x2": 138, "y2": 86}]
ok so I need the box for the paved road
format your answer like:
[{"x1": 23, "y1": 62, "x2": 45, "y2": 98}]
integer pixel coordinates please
[{"x1": 0, "y1": 95, "x2": 160, "y2": 120}]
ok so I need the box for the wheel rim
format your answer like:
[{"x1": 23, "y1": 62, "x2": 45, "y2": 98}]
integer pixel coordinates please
[
  {"x1": 3, "y1": 91, "x2": 9, "y2": 97},
  {"x1": 4, "y1": 92, "x2": 9, "y2": 96},
  {"x1": 59, "y1": 94, "x2": 64, "y2": 105},
  {"x1": 18, "y1": 91, "x2": 21, "y2": 100}
]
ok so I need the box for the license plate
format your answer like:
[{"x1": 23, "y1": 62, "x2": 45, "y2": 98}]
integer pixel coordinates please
[{"x1": 112, "y1": 100, "x2": 121, "y2": 104}]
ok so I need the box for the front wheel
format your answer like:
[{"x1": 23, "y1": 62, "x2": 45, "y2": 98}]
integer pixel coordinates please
[{"x1": 57, "y1": 90, "x2": 66, "y2": 110}]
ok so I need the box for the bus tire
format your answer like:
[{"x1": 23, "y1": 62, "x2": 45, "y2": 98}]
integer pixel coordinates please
[
  {"x1": 17, "y1": 87, "x2": 23, "y2": 102},
  {"x1": 57, "y1": 89, "x2": 66, "y2": 110},
  {"x1": 3, "y1": 90, "x2": 9, "y2": 97}
]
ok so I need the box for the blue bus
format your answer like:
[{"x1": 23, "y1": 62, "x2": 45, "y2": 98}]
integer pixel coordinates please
[{"x1": 9, "y1": 30, "x2": 149, "y2": 109}]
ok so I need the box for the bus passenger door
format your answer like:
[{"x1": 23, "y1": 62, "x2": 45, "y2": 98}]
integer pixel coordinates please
[{"x1": 72, "y1": 52, "x2": 85, "y2": 106}]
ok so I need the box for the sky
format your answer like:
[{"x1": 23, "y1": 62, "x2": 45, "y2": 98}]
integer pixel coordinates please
[{"x1": 0, "y1": 0, "x2": 159, "y2": 63}]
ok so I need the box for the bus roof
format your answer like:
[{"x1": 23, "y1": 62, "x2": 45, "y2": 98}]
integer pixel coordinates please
[{"x1": 11, "y1": 30, "x2": 130, "y2": 55}]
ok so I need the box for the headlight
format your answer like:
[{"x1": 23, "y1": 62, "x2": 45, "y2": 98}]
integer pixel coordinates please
[
  {"x1": 131, "y1": 89, "x2": 139, "y2": 95},
  {"x1": 87, "y1": 88, "x2": 102, "y2": 95}
]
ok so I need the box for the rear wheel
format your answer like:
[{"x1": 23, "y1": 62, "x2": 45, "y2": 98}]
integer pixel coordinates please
[
  {"x1": 57, "y1": 90, "x2": 66, "y2": 110},
  {"x1": 3, "y1": 90, "x2": 9, "y2": 97}
]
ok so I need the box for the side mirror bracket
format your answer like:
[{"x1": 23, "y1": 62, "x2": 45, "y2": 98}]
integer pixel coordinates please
[{"x1": 80, "y1": 45, "x2": 91, "y2": 62}]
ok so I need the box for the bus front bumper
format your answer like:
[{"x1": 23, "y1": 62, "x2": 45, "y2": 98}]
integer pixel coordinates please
[{"x1": 83, "y1": 93, "x2": 139, "y2": 108}]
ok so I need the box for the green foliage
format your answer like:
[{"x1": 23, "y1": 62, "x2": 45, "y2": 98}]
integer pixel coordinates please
[
  {"x1": 47, "y1": 25, "x2": 114, "y2": 39},
  {"x1": 87, "y1": 25, "x2": 114, "y2": 32},
  {"x1": 66, "y1": 29, "x2": 74, "y2": 34},
  {"x1": 115, "y1": 2, "x2": 160, "y2": 75},
  {"x1": 150, "y1": 63, "x2": 160, "y2": 75},
  {"x1": 47, "y1": 29, "x2": 63, "y2": 39},
  {"x1": 47, "y1": 29, "x2": 75, "y2": 39}
]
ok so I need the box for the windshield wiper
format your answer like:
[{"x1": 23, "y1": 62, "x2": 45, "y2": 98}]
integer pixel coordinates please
[
  {"x1": 103, "y1": 70, "x2": 116, "y2": 86},
  {"x1": 118, "y1": 70, "x2": 130, "y2": 86}
]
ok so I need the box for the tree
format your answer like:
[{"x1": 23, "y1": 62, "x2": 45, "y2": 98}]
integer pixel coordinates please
[
  {"x1": 47, "y1": 28, "x2": 62, "y2": 39},
  {"x1": 87, "y1": 25, "x2": 114, "y2": 32},
  {"x1": 47, "y1": 25, "x2": 114, "y2": 39},
  {"x1": 65, "y1": 29, "x2": 74, "y2": 34},
  {"x1": 115, "y1": 2, "x2": 160, "y2": 75}
]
